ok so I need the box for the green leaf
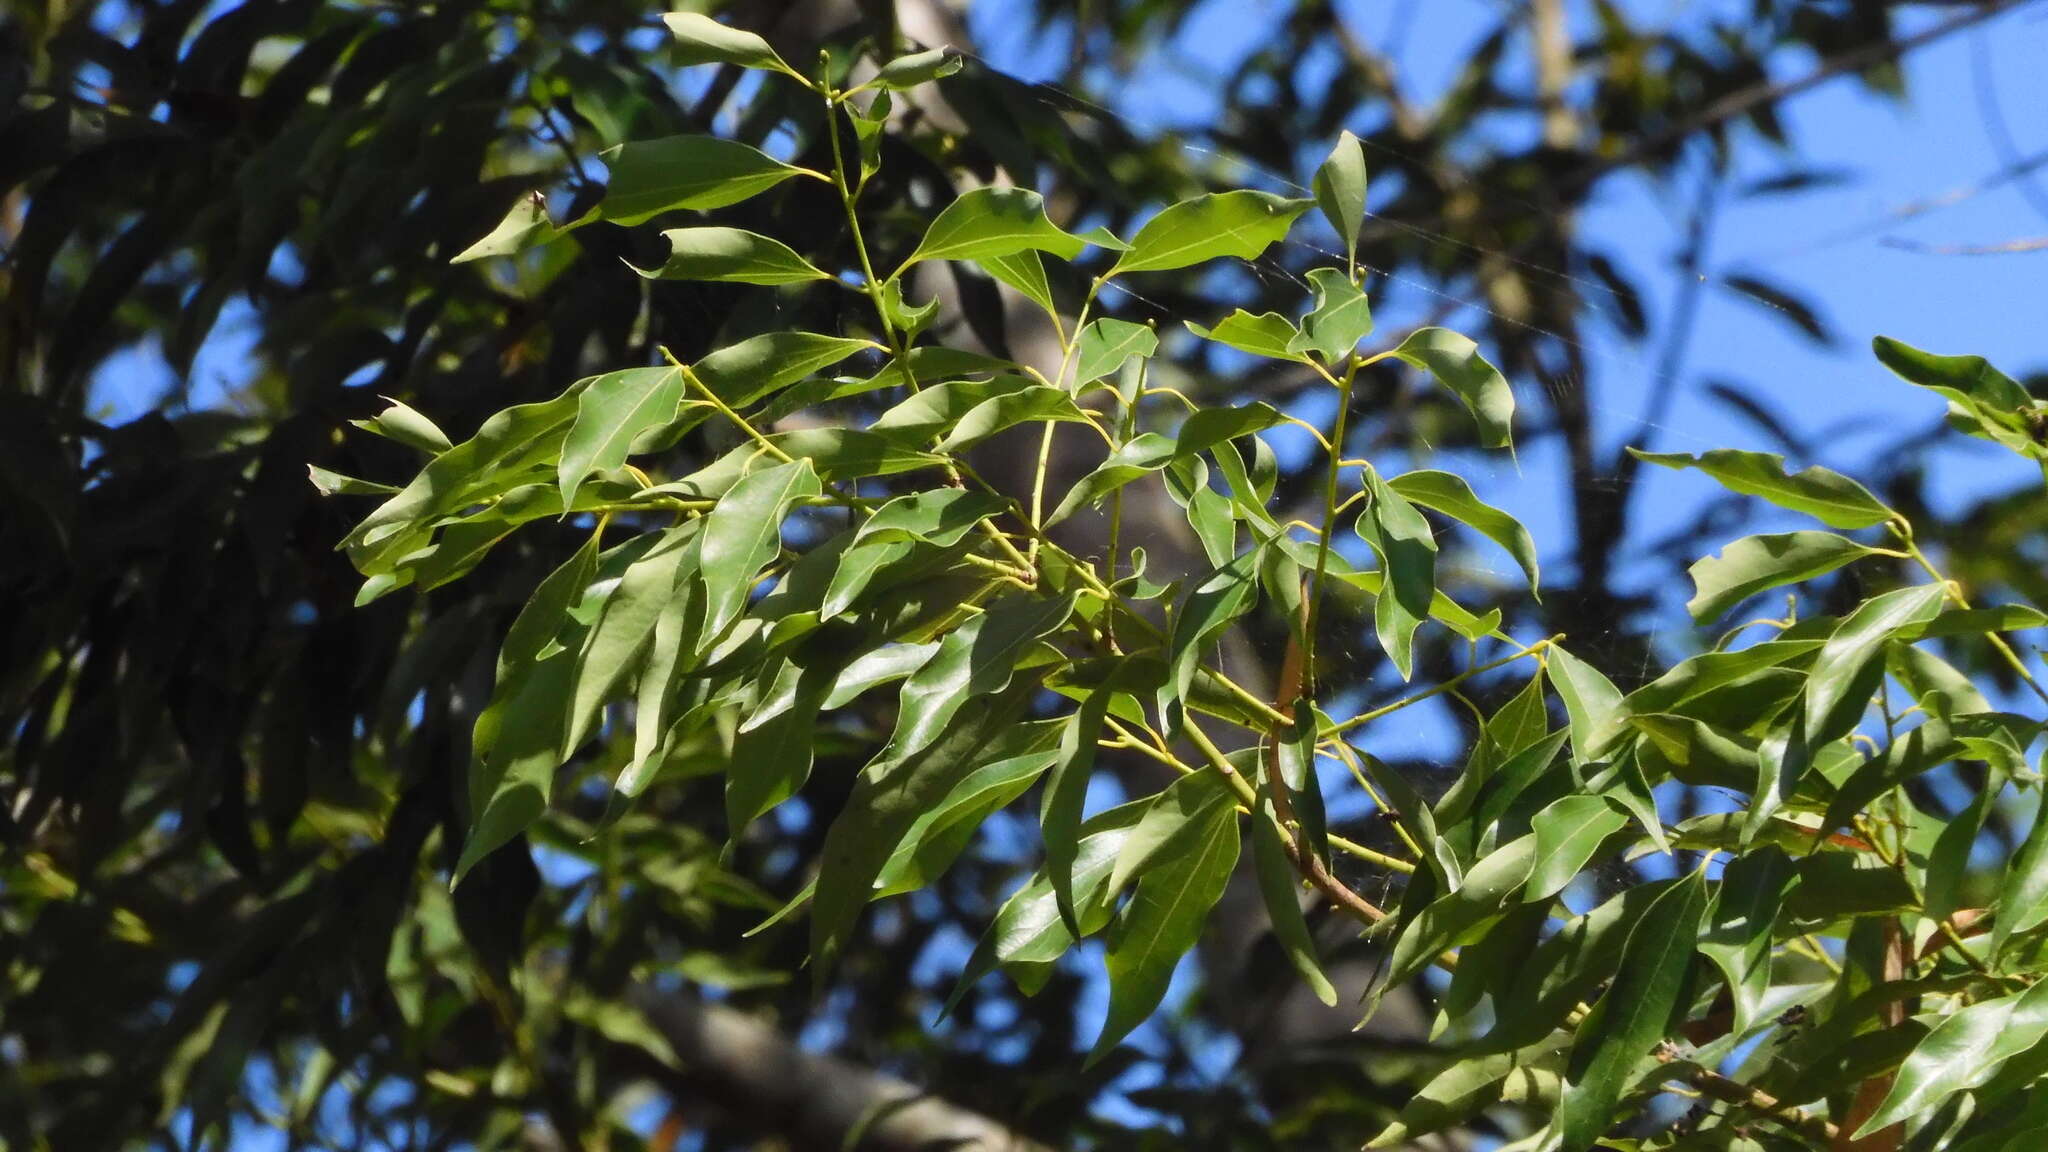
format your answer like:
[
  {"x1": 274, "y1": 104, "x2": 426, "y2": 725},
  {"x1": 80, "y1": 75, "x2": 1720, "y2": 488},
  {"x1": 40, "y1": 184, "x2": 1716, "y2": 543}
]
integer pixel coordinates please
[
  {"x1": 824, "y1": 641, "x2": 938, "y2": 708},
  {"x1": 880, "y1": 592, "x2": 1077, "y2": 764},
  {"x1": 931, "y1": 386, "x2": 1089, "y2": 453},
  {"x1": 1159, "y1": 549, "x2": 1262, "y2": 727},
  {"x1": 305, "y1": 464, "x2": 397, "y2": 497},
  {"x1": 902, "y1": 187, "x2": 1090, "y2": 268},
  {"x1": 1073, "y1": 318, "x2": 1157, "y2": 385},
  {"x1": 1684, "y1": 530, "x2": 1874, "y2": 623},
  {"x1": 600, "y1": 136, "x2": 811, "y2": 225},
  {"x1": 634, "y1": 227, "x2": 828, "y2": 285},
  {"x1": 1556, "y1": 869, "x2": 1707, "y2": 1149},
  {"x1": 1185, "y1": 310, "x2": 1303, "y2": 360},
  {"x1": 1251, "y1": 771, "x2": 1338, "y2": 1006},
  {"x1": 557, "y1": 367, "x2": 686, "y2": 506},
  {"x1": 869, "y1": 375, "x2": 1039, "y2": 441},
  {"x1": 726, "y1": 652, "x2": 838, "y2": 832},
  {"x1": 694, "y1": 332, "x2": 876, "y2": 409},
  {"x1": 853, "y1": 490, "x2": 1008, "y2": 548},
  {"x1": 870, "y1": 46, "x2": 962, "y2": 90},
  {"x1": 1288, "y1": 267, "x2": 1372, "y2": 361},
  {"x1": 1547, "y1": 646, "x2": 1628, "y2": 764},
  {"x1": 1108, "y1": 191, "x2": 1311, "y2": 276},
  {"x1": 696, "y1": 460, "x2": 820, "y2": 641},
  {"x1": 1873, "y1": 336, "x2": 2041, "y2": 459},
  {"x1": 1091, "y1": 793, "x2": 1239, "y2": 1061},
  {"x1": 810, "y1": 685, "x2": 1037, "y2": 977},
  {"x1": 1369, "y1": 1040, "x2": 1564, "y2": 1148},
  {"x1": 349, "y1": 397, "x2": 452, "y2": 454},
  {"x1": 1388, "y1": 328, "x2": 1515, "y2": 450},
  {"x1": 1106, "y1": 769, "x2": 1238, "y2": 899},
  {"x1": 1630, "y1": 447, "x2": 1893, "y2": 529},
  {"x1": 1698, "y1": 847, "x2": 1795, "y2": 1035},
  {"x1": 1047, "y1": 402, "x2": 1288, "y2": 525},
  {"x1": 662, "y1": 12, "x2": 799, "y2": 77},
  {"x1": 1388, "y1": 468, "x2": 1540, "y2": 595},
  {"x1": 1313, "y1": 130, "x2": 1367, "y2": 263},
  {"x1": 1483, "y1": 880, "x2": 1676, "y2": 1054},
  {"x1": 1804, "y1": 583, "x2": 1947, "y2": 740},
  {"x1": 1785, "y1": 853, "x2": 1917, "y2": 922},
  {"x1": 452, "y1": 193, "x2": 575, "y2": 263},
  {"x1": 975, "y1": 250, "x2": 1057, "y2": 320},
  {"x1": 1383, "y1": 834, "x2": 1539, "y2": 991},
  {"x1": 1860, "y1": 980, "x2": 2048, "y2": 1134},
  {"x1": 1359, "y1": 468, "x2": 1438, "y2": 679},
  {"x1": 1993, "y1": 787, "x2": 2048, "y2": 963},
  {"x1": 1524, "y1": 795, "x2": 1627, "y2": 902},
  {"x1": 1043, "y1": 687, "x2": 1115, "y2": 935}
]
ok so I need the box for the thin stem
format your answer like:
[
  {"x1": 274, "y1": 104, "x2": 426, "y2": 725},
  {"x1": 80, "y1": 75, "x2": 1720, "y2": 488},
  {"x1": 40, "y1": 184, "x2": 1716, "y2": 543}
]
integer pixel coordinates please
[
  {"x1": 668, "y1": 355, "x2": 793, "y2": 463},
  {"x1": 1029, "y1": 279, "x2": 1103, "y2": 556},
  {"x1": 1893, "y1": 519, "x2": 2048, "y2": 708},
  {"x1": 1301, "y1": 355, "x2": 1360, "y2": 697},
  {"x1": 1328, "y1": 636, "x2": 1560, "y2": 735}
]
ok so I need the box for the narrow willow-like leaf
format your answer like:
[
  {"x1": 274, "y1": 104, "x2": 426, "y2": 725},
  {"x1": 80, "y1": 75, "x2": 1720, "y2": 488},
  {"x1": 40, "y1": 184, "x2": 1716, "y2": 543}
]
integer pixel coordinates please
[
  {"x1": 869, "y1": 375, "x2": 1038, "y2": 441},
  {"x1": 1482, "y1": 880, "x2": 1676, "y2": 1054},
  {"x1": 726, "y1": 652, "x2": 838, "y2": 832},
  {"x1": 1630, "y1": 447, "x2": 1894, "y2": 529},
  {"x1": 1993, "y1": 786, "x2": 2048, "y2": 962},
  {"x1": 566, "y1": 524, "x2": 700, "y2": 754},
  {"x1": 1860, "y1": 979, "x2": 2048, "y2": 1134},
  {"x1": 1049, "y1": 401, "x2": 1295, "y2": 525},
  {"x1": 1106, "y1": 769, "x2": 1237, "y2": 899},
  {"x1": 1699, "y1": 847, "x2": 1794, "y2": 1036},
  {"x1": 1388, "y1": 468, "x2": 1540, "y2": 595},
  {"x1": 1091, "y1": 795, "x2": 1239, "y2": 1062},
  {"x1": 558, "y1": 367, "x2": 685, "y2": 506},
  {"x1": 600, "y1": 136, "x2": 810, "y2": 225},
  {"x1": 1250, "y1": 772, "x2": 1338, "y2": 1006},
  {"x1": 1288, "y1": 267, "x2": 1372, "y2": 361},
  {"x1": 1388, "y1": 327, "x2": 1515, "y2": 450},
  {"x1": 635, "y1": 227, "x2": 828, "y2": 285},
  {"x1": 1159, "y1": 549, "x2": 1262, "y2": 727},
  {"x1": 1804, "y1": 583, "x2": 1947, "y2": 741},
  {"x1": 902, "y1": 187, "x2": 1090, "y2": 267},
  {"x1": 1556, "y1": 869, "x2": 1706, "y2": 1148},
  {"x1": 1524, "y1": 795, "x2": 1627, "y2": 902},
  {"x1": 306, "y1": 464, "x2": 398, "y2": 497},
  {"x1": 875, "y1": 725, "x2": 1064, "y2": 897},
  {"x1": 349, "y1": 397, "x2": 452, "y2": 453},
  {"x1": 696, "y1": 460, "x2": 820, "y2": 641},
  {"x1": 870, "y1": 46, "x2": 962, "y2": 90},
  {"x1": 881, "y1": 591, "x2": 1076, "y2": 765},
  {"x1": 1369, "y1": 1040, "x2": 1565, "y2": 1148},
  {"x1": 1873, "y1": 336, "x2": 2041, "y2": 459},
  {"x1": 1043, "y1": 687, "x2": 1115, "y2": 935},
  {"x1": 1185, "y1": 310, "x2": 1303, "y2": 360},
  {"x1": 1686, "y1": 530, "x2": 1874, "y2": 623},
  {"x1": 1073, "y1": 318, "x2": 1157, "y2": 385},
  {"x1": 1381, "y1": 834, "x2": 1538, "y2": 992},
  {"x1": 662, "y1": 12, "x2": 798, "y2": 76},
  {"x1": 1359, "y1": 469, "x2": 1437, "y2": 679},
  {"x1": 1109, "y1": 191, "x2": 1310, "y2": 275},
  {"x1": 810, "y1": 686, "x2": 1036, "y2": 980},
  {"x1": 1313, "y1": 130, "x2": 1367, "y2": 264}
]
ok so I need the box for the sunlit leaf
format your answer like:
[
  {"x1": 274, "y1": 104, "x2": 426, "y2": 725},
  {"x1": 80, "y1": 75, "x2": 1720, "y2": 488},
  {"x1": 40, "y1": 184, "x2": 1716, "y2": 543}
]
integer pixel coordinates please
[
  {"x1": 634, "y1": 227, "x2": 829, "y2": 284},
  {"x1": 1109, "y1": 191, "x2": 1310, "y2": 275}
]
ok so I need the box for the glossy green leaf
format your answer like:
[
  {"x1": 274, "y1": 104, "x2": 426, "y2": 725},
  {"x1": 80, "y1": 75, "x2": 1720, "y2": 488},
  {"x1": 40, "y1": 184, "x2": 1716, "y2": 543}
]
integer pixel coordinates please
[
  {"x1": 1685, "y1": 530, "x2": 1874, "y2": 623},
  {"x1": 1185, "y1": 310, "x2": 1303, "y2": 360},
  {"x1": 870, "y1": 46, "x2": 962, "y2": 90},
  {"x1": 452, "y1": 193, "x2": 577, "y2": 263},
  {"x1": 1382, "y1": 834, "x2": 1538, "y2": 991},
  {"x1": 694, "y1": 332, "x2": 876, "y2": 409},
  {"x1": 932, "y1": 386, "x2": 1089, "y2": 452},
  {"x1": 869, "y1": 375, "x2": 1038, "y2": 441},
  {"x1": 852, "y1": 490, "x2": 1008, "y2": 549},
  {"x1": 874, "y1": 721, "x2": 1064, "y2": 896},
  {"x1": 349, "y1": 397, "x2": 452, "y2": 454},
  {"x1": 1873, "y1": 336, "x2": 2042, "y2": 459},
  {"x1": 880, "y1": 591, "x2": 1076, "y2": 764},
  {"x1": 902, "y1": 187, "x2": 1090, "y2": 267},
  {"x1": 1388, "y1": 328, "x2": 1515, "y2": 450},
  {"x1": 1288, "y1": 268, "x2": 1372, "y2": 361},
  {"x1": 1630, "y1": 447, "x2": 1893, "y2": 529},
  {"x1": 1313, "y1": 130, "x2": 1367, "y2": 263},
  {"x1": 1860, "y1": 979, "x2": 2048, "y2": 1134},
  {"x1": 635, "y1": 227, "x2": 828, "y2": 284},
  {"x1": 600, "y1": 135, "x2": 811, "y2": 225},
  {"x1": 1369, "y1": 1041, "x2": 1565, "y2": 1148},
  {"x1": 1785, "y1": 853, "x2": 1917, "y2": 922},
  {"x1": 557, "y1": 367, "x2": 686, "y2": 506},
  {"x1": 1091, "y1": 792, "x2": 1239, "y2": 1061},
  {"x1": 976, "y1": 250, "x2": 1057, "y2": 320},
  {"x1": 1388, "y1": 468, "x2": 1540, "y2": 594},
  {"x1": 1159, "y1": 548, "x2": 1262, "y2": 726},
  {"x1": 1524, "y1": 795, "x2": 1627, "y2": 902},
  {"x1": 696, "y1": 460, "x2": 820, "y2": 640},
  {"x1": 662, "y1": 12, "x2": 799, "y2": 76},
  {"x1": 1556, "y1": 869, "x2": 1706, "y2": 1149},
  {"x1": 1993, "y1": 787, "x2": 2048, "y2": 963},
  {"x1": 1106, "y1": 768, "x2": 1237, "y2": 899},
  {"x1": 726, "y1": 652, "x2": 838, "y2": 831},
  {"x1": 566, "y1": 525, "x2": 700, "y2": 754},
  {"x1": 1250, "y1": 770, "x2": 1337, "y2": 1006},
  {"x1": 1483, "y1": 880, "x2": 1675, "y2": 1054},
  {"x1": 1073, "y1": 318, "x2": 1157, "y2": 385},
  {"x1": 1805, "y1": 583, "x2": 1947, "y2": 740},
  {"x1": 1108, "y1": 191, "x2": 1310, "y2": 275},
  {"x1": 1049, "y1": 402, "x2": 1293, "y2": 525},
  {"x1": 306, "y1": 464, "x2": 397, "y2": 497},
  {"x1": 1547, "y1": 645, "x2": 1629, "y2": 764},
  {"x1": 1043, "y1": 687, "x2": 1115, "y2": 935},
  {"x1": 1358, "y1": 468, "x2": 1437, "y2": 679},
  {"x1": 1699, "y1": 847, "x2": 1795, "y2": 1035}
]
